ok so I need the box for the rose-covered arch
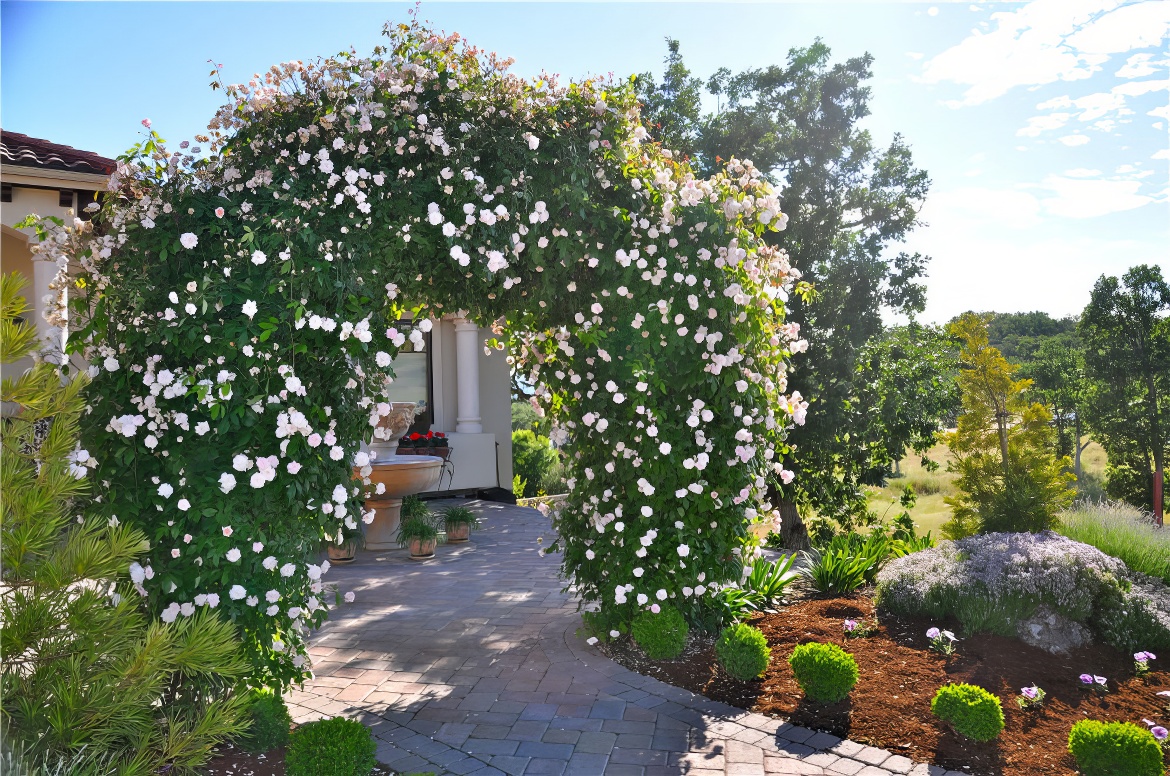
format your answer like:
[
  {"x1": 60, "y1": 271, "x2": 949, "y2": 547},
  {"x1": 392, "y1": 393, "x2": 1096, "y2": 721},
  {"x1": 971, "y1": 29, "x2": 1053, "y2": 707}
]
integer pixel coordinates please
[{"x1": 45, "y1": 22, "x2": 808, "y2": 688}]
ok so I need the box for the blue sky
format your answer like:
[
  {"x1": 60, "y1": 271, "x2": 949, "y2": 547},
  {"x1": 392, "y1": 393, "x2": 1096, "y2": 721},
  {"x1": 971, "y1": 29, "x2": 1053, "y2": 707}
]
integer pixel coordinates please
[{"x1": 3, "y1": 1, "x2": 1166, "y2": 324}]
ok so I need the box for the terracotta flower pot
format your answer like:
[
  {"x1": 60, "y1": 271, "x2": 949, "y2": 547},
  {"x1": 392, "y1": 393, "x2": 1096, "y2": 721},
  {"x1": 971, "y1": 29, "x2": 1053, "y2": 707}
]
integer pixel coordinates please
[
  {"x1": 408, "y1": 537, "x2": 437, "y2": 559},
  {"x1": 327, "y1": 541, "x2": 357, "y2": 564},
  {"x1": 446, "y1": 523, "x2": 470, "y2": 543}
]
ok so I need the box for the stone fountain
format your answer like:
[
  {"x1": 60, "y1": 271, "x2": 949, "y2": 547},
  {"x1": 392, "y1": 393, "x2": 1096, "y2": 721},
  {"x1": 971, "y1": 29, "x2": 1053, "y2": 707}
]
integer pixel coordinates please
[{"x1": 360, "y1": 402, "x2": 444, "y2": 551}]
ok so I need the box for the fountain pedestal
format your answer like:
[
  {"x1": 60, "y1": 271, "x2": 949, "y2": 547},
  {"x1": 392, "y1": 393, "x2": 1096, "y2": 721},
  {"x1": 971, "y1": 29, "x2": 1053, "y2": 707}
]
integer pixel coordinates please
[{"x1": 363, "y1": 456, "x2": 443, "y2": 550}]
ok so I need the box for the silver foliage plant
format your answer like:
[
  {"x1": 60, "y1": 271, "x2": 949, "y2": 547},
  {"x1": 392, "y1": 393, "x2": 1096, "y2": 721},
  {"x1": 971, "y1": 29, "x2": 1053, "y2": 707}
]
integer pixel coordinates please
[{"x1": 875, "y1": 531, "x2": 1170, "y2": 651}]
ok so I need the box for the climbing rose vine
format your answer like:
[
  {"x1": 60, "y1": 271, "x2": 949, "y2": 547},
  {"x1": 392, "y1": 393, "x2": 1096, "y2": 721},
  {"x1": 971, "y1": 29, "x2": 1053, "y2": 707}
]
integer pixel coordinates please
[{"x1": 31, "y1": 21, "x2": 808, "y2": 688}]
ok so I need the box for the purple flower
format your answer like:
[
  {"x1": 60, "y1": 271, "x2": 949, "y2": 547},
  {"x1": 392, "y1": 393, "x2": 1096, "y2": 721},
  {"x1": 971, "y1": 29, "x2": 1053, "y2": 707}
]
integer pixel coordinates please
[
  {"x1": 1021, "y1": 686, "x2": 1039, "y2": 699},
  {"x1": 1135, "y1": 651, "x2": 1156, "y2": 662},
  {"x1": 844, "y1": 619, "x2": 858, "y2": 632},
  {"x1": 1080, "y1": 674, "x2": 1094, "y2": 685},
  {"x1": 1153, "y1": 726, "x2": 1168, "y2": 742},
  {"x1": 927, "y1": 627, "x2": 941, "y2": 639},
  {"x1": 1094, "y1": 675, "x2": 1108, "y2": 686}
]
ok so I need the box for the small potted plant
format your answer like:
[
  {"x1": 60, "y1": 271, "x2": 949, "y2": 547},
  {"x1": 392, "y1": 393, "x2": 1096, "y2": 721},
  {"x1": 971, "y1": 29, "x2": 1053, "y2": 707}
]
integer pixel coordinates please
[
  {"x1": 398, "y1": 515, "x2": 441, "y2": 559},
  {"x1": 443, "y1": 505, "x2": 478, "y2": 543},
  {"x1": 430, "y1": 431, "x2": 451, "y2": 460},
  {"x1": 327, "y1": 531, "x2": 359, "y2": 564}
]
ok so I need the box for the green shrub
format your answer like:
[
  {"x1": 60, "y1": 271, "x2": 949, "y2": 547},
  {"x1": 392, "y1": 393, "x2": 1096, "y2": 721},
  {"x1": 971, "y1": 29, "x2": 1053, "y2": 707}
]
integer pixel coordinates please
[
  {"x1": 788, "y1": 642, "x2": 859, "y2": 703},
  {"x1": 511, "y1": 429, "x2": 560, "y2": 497},
  {"x1": 1067, "y1": 720, "x2": 1164, "y2": 776},
  {"x1": 801, "y1": 545, "x2": 876, "y2": 594},
  {"x1": 1059, "y1": 501, "x2": 1170, "y2": 585},
  {"x1": 0, "y1": 273, "x2": 248, "y2": 770},
  {"x1": 631, "y1": 605, "x2": 689, "y2": 660},
  {"x1": 930, "y1": 683, "x2": 1004, "y2": 741},
  {"x1": 716, "y1": 624, "x2": 771, "y2": 681},
  {"x1": 240, "y1": 688, "x2": 291, "y2": 753},
  {"x1": 286, "y1": 717, "x2": 376, "y2": 776}
]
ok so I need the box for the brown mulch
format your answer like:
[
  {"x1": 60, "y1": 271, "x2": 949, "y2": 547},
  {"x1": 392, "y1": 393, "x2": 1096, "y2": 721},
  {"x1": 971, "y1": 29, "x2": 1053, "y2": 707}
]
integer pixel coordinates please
[
  {"x1": 201, "y1": 742, "x2": 398, "y2": 775},
  {"x1": 604, "y1": 595, "x2": 1170, "y2": 776}
]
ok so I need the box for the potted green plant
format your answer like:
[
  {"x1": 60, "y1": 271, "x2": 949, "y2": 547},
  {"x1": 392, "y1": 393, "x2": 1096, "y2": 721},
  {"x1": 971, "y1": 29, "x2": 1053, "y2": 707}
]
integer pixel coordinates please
[
  {"x1": 443, "y1": 505, "x2": 479, "y2": 543},
  {"x1": 326, "y1": 530, "x2": 360, "y2": 564},
  {"x1": 397, "y1": 515, "x2": 441, "y2": 559}
]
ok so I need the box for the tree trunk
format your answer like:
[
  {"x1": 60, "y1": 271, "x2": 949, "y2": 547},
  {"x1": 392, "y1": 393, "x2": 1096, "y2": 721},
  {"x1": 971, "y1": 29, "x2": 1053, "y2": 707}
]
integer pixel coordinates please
[
  {"x1": 1154, "y1": 466, "x2": 1164, "y2": 527},
  {"x1": 778, "y1": 499, "x2": 810, "y2": 551}
]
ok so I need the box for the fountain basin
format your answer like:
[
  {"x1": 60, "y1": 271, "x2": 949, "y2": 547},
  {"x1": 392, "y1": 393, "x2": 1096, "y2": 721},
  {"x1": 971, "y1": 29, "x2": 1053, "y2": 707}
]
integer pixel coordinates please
[{"x1": 362, "y1": 456, "x2": 443, "y2": 550}]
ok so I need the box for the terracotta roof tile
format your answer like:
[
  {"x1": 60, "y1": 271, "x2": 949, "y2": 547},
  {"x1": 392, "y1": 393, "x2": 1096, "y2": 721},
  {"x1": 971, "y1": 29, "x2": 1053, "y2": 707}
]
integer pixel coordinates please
[{"x1": 1, "y1": 130, "x2": 115, "y2": 175}]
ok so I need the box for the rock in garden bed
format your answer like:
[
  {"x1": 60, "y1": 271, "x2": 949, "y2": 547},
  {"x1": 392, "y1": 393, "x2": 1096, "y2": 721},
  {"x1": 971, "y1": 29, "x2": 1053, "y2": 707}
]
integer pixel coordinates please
[{"x1": 603, "y1": 595, "x2": 1170, "y2": 776}]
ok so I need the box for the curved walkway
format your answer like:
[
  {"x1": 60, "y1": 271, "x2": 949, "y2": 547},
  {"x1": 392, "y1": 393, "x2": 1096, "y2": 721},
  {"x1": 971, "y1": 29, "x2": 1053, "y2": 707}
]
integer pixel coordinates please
[{"x1": 290, "y1": 502, "x2": 962, "y2": 776}]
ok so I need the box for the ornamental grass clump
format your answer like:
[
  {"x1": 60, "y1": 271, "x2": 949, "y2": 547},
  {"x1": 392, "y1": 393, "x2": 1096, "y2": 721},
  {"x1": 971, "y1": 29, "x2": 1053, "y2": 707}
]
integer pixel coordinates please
[
  {"x1": 631, "y1": 605, "x2": 689, "y2": 660},
  {"x1": 285, "y1": 717, "x2": 376, "y2": 776},
  {"x1": 930, "y1": 683, "x2": 1004, "y2": 741},
  {"x1": 1059, "y1": 501, "x2": 1170, "y2": 585},
  {"x1": 1067, "y1": 720, "x2": 1165, "y2": 776},
  {"x1": 788, "y1": 642, "x2": 859, "y2": 703},
  {"x1": 716, "y1": 623, "x2": 771, "y2": 681}
]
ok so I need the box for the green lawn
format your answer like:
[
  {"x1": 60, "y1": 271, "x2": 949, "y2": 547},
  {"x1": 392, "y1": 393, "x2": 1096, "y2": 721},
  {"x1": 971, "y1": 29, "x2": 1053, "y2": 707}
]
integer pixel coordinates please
[{"x1": 864, "y1": 439, "x2": 1108, "y2": 537}]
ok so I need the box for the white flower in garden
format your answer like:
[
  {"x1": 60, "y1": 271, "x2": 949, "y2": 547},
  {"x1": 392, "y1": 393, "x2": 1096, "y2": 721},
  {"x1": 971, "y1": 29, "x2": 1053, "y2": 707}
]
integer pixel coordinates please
[
  {"x1": 246, "y1": 596, "x2": 258, "y2": 606},
  {"x1": 637, "y1": 593, "x2": 648, "y2": 605},
  {"x1": 683, "y1": 586, "x2": 694, "y2": 597},
  {"x1": 262, "y1": 556, "x2": 278, "y2": 571},
  {"x1": 161, "y1": 602, "x2": 180, "y2": 623},
  {"x1": 232, "y1": 454, "x2": 252, "y2": 472},
  {"x1": 585, "y1": 549, "x2": 595, "y2": 560},
  {"x1": 241, "y1": 300, "x2": 258, "y2": 319},
  {"x1": 250, "y1": 250, "x2": 266, "y2": 265},
  {"x1": 179, "y1": 233, "x2": 198, "y2": 250},
  {"x1": 206, "y1": 593, "x2": 220, "y2": 608},
  {"x1": 266, "y1": 605, "x2": 279, "y2": 616},
  {"x1": 226, "y1": 548, "x2": 241, "y2": 562},
  {"x1": 180, "y1": 602, "x2": 195, "y2": 617},
  {"x1": 659, "y1": 442, "x2": 672, "y2": 455},
  {"x1": 641, "y1": 506, "x2": 653, "y2": 517},
  {"x1": 587, "y1": 636, "x2": 598, "y2": 645},
  {"x1": 307, "y1": 433, "x2": 322, "y2": 448},
  {"x1": 265, "y1": 589, "x2": 280, "y2": 603},
  {"x1": 633, "y1": 567, "x2": 644, "y2": 578},
  {"x1": 527, "y1": 134, "x2": 540, "y2": 151},
  {"x1": 104, "y1": 356, "x2": 119, "y2": 372},
  {"x1": 288, "y1": 607, "x2": 302, "y2": 618},
  {"x1": 177, "y1": 498, "x2": 190, "y2": 511},
  {"x1": 195, "y1": 422, "x2": 210, "y2": 436},
  {"x1": 222, "y1": 526, "x2": 233, "y2": 537},
  {"x1": 218, "y1": 472, "x2": 237, "y2": 493},
  {"x1": 344, "y1": 591, "x2": 356, "y2": 603},
  {"x1": 677, "y1": 545, "x2": 691, "y2": 557},
  {"x1": 129, "y1": 562, "x2": 146, "y2": 584},
  {"x1": 252, "y1": 542, "x2": 264, "y2": 553},
  {"x1": 171, "y1": 548, "x2": 181, "y2": 558},
  {"x1": 144, "y1": 435, "x2": 158, "y2": 450},
  {"x1": 280, "y1": 563, "x2": 295, "y2": 577},
  {"x1": 329, "y1": 446, "x2": 344, "y2": 461},
  {"x1": 158, "y1": 483, "x2": 173, "y2": 498},
  {"x1": 486, "y1": 251, "x2": 508, "y2": 273},
  {"x1": 285, "y1": 376, "x2": 303, "y2": 394},
  {"x1": 250, "y1": 471, "x2": 266, "y2": 489},
  {"x1": 229, "y1": 585, "x2": 246, "y2": 600},
  {"x1": 185, "y1": 303, "x2": 196, "y2": 315},
  {"x1": 287, "y1": 461, "x2": 302, "y2": 474},
  {"x1": 442, "y1": 222, "x2": 456, "y2": 237},
  {"x1": 307, "y1": 564, "x2": 322, "y2": 580}
]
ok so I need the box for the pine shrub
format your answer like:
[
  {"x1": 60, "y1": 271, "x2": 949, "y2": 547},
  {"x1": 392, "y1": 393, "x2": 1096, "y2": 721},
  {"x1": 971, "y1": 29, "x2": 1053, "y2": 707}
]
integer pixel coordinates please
[
  {"x1": 631, "y1": 605, "x2": 689, "y2": 660},
  {"x1": 0, "y1": 273, "x2": 248, "y2": 770},
  {"x1": 930, "y1": 683, "x2": 1004, "y2": 741},
  {"x1": 1067, "y1": 720, "x2": 1165, "y2": 776},
  {"x1": 286, "y1": 717, "x2": 376, "y2": 776},
  {"x1": 716, "y1": 624, "x2": 771, "y2": 680},
  {"x1": 787, "y1": 642, "x2": 859, "y2": 702},
  {"x1": 240, "y1": 688, "x2": 292, "y2": 753}
]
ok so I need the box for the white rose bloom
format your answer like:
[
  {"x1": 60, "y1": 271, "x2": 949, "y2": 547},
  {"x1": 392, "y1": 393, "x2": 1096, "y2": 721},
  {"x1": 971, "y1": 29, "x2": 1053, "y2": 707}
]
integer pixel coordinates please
[
  {"x1": 280, "y1": 563, "x2": 296, "y2": 577},
  {"x1": 229, "y1": 584, "x2": 247, "y2": 600},
  {"x1": 160, "y1": 602, "x2": 180, "y2": 623},
  {"x1": 157, "y1": 483, "x2": 173, "y2": 498},
  {"x1": 262, "y1": 556, "x2": 278, "y2": 571},
  {"x1": 241, "y1": 300, "x2": 258, "y2": 319},
  {"x1": 218, "y1": 472, "x2": 237, "y2": 493},
  {"x1": 226, "y1": 548, "x2": 242, "y2": 562},
  {"x1": 180, "y1": 232, "x2": 198, "y2": 249},
  {"x1": 250, "y1": 250, "x2": 267, "y2": 265}
]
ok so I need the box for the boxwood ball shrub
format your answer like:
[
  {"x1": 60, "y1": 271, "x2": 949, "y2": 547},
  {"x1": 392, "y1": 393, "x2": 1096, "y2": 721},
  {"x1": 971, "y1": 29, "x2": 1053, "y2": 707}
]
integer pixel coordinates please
[
  {"x1": 285, "y1": 717, "x2": 376, "y2": 776},
  {"x1": 631, "y1": 604, "x2": 689, "y2": 660},
  {"x1": 240, "y1": 688, "x2": 291, "y2": 753},
  {"x1": 930, "y1": 683, "x2": 1004, "y2": 741},
  {"x1": 788, "y1": 642, "x2": 859, "y2": 703},
  {"x1": 26, "y1": 20, "x2": 809, "y2": 687},
  {"x1": 1067, "y1": 720, "x2": 1165, "y2": 776},
  {"x1": 716, "y1": 623, "x2": 771, "y2": 681}
]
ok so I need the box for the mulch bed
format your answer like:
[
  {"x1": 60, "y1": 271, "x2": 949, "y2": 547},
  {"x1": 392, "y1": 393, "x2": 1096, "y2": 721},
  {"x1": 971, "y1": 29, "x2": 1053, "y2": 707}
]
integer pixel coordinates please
[
  {"x1": 604, "y1": 594, "x2": 1170, "y2": 776},
  {"x1": 201, "y1": 742, "x2": 398, "y2": 775}
]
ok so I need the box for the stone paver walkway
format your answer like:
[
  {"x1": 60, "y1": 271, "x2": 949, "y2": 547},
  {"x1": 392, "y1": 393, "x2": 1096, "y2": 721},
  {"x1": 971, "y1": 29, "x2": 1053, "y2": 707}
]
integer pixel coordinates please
[{"x1": 290, "y1": 502, "x2": 966, "y2": 776}]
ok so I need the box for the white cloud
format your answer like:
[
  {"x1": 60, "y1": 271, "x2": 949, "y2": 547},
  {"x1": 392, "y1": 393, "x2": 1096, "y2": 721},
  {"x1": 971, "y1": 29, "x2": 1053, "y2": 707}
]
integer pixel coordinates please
[
  {"x1": 1037, "y1": 78, "x2": 1167, "y2": 123},
  {"x1": 1037, "y1": 176, "x2": 1154, "y2": 217},
  {"x1": 920, "y1": 0, "x2": 1166, "y2": 106},
  {"x1": 1018, "y1": 112, "x2": 1072, "y2": 136},
  {"x1": 1064, "y1": 168, "x2": 1102, "y2": 177},
  {"x1": 1115, "y1": 53, "x2": 1167, "y2": 78},
  {"x1": 920, "y1": 186, "x2": 1043, "y2": 231},
  {"x1": 1153, "y1": 148, "x2": 1170, "y2": 160},
  {"x1": 1058, "y1": 134, "x2": 1091, "y2": 146},
  {"x1": 928, "y1": 7, "x2": 940, "y2": 16}
]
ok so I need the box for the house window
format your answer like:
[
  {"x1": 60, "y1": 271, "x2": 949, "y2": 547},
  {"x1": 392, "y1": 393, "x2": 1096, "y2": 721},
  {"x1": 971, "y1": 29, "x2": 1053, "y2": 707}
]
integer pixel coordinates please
[
  {"x1": 58, "y1": 190, "x2": 73, "y2": 208},
  {"x1": 385, "y1": 327, "x2": 433, "y2": 435}
]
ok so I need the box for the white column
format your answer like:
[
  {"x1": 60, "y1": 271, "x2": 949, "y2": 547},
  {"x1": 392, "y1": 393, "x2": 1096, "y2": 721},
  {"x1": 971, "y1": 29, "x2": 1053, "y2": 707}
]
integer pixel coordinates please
[{"x1": 453, "y1": 316, "x2": 483, "y2": 434}]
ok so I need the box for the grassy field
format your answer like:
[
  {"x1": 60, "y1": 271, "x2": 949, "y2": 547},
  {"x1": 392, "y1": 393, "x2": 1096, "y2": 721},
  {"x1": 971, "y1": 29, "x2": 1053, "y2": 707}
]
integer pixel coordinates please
[{"x1": 865, "y1": 439, "x2": 1109, "y2": 537}]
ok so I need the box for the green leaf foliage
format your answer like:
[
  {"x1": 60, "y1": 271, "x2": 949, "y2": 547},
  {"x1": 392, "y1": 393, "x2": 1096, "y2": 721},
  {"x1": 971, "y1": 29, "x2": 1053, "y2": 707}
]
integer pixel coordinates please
[
  {"x1": 800, "y1": 545, "x2": 875, "y2": 595},
  {"x1": 715, "y1": 623, "x2": 771, "y2": 681},
  {"x1": 631, "y1": 605, "x2": 689, "y2": 660},
  {"x1": 511, "y1": 429, "x2": 560, "y2": 498},
  {"x1": 930, "y1": 683, "x2": 1004, "y2": 742},
  {"x1": 787, "y1": 642, "x2": 859, "y2": 703},
  {"x1": 1067, "y1": 720, "x2": 1165, "y2": 776},
  {"x1": 239, "y1": 688, "x2": 292, "y2": 753},
  {"x1": 0, "y1": 273, "x2": 247, "y2": 772},
  {"x1": 285, "y1": 717, "x2": 376, "y2": 776}
]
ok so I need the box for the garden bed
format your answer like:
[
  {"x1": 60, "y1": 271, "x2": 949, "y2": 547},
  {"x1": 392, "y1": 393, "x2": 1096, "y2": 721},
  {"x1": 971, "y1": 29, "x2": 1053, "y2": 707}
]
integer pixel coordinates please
[
  {"x1": 604, "y1": 595, "x2": 1170, "y2": 776},
  {"x1": 202, "y1": 742, "x2": 397, "y2": 775}
]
